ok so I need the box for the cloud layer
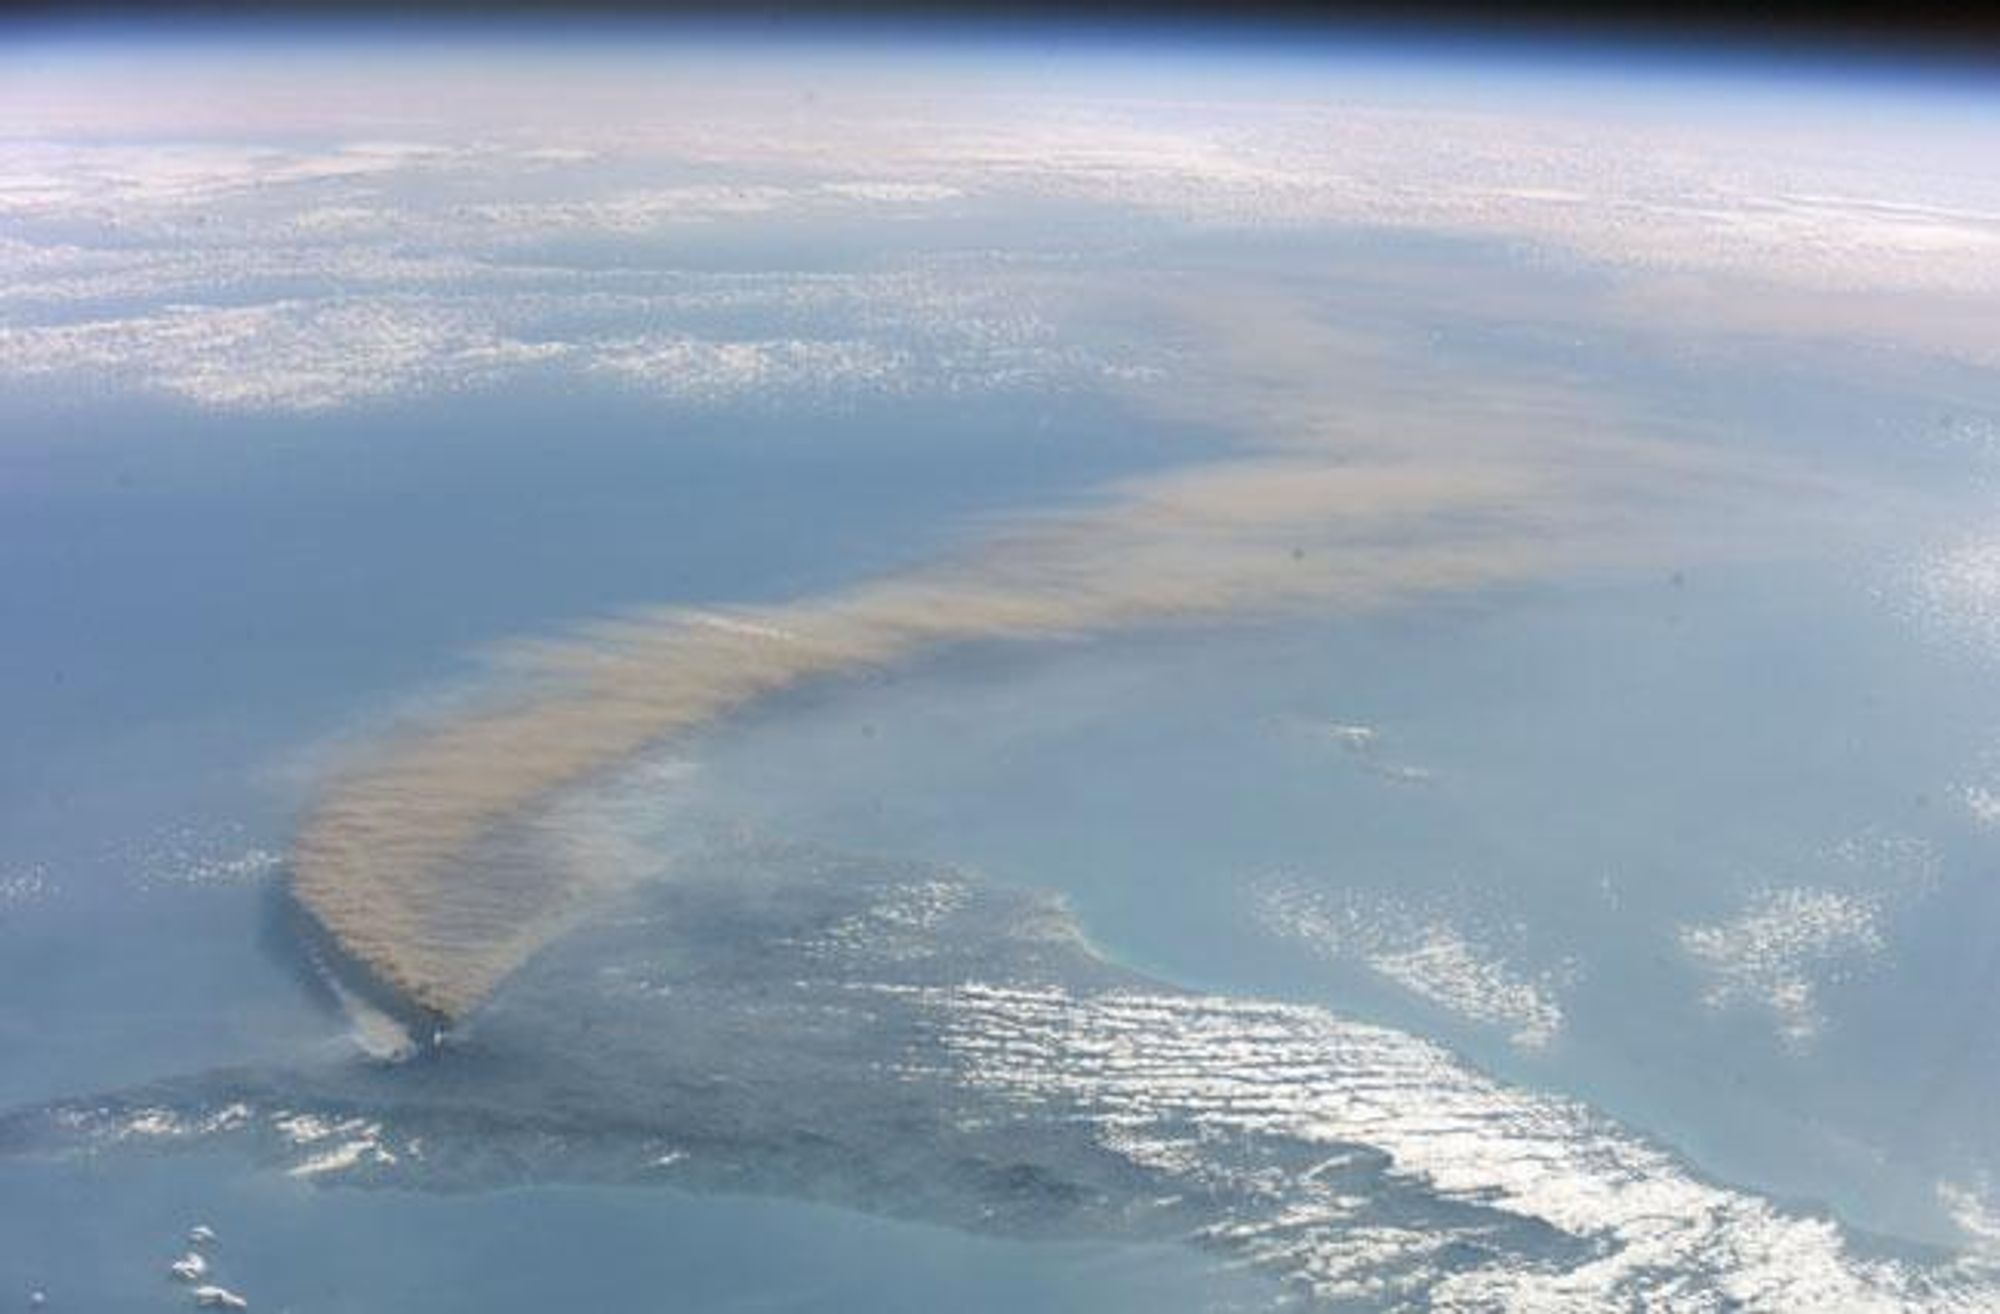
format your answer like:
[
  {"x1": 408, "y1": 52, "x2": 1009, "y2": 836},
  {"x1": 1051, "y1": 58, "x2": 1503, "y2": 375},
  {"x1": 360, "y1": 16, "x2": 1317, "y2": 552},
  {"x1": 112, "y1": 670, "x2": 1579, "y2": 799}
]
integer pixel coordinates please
[{"x1": 2, "y1": 50, "x2": 1996, "y2": 414}]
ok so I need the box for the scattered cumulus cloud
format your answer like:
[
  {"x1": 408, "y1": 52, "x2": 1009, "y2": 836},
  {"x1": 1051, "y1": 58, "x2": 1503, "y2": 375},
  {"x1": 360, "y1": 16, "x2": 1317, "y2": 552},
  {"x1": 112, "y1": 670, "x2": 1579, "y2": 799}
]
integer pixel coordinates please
[
  {"x1": 2, "y1": 72, "x2": 1994, "y2": 413},
  {"x1": 1680, "y1": 886, "x2": 1885, "y2": 1051},
  {"x1": 587, "y1": 335, "x2": 911, "y2": 402},
  {"x1": 0, "y1": 862, "x2": 52, "y2": 910},
  {"x1": 1962, "y1": 785, "x2": 2000, "y2": 828},
  {"x1": 0, "y1": 299, "x2": 566, "y2": 411},
  {"x1": 0, "y1": 266, "x2": 1117, "y2": 413},
  {"x1": 0, "y1": 125, "x2": 1115, "y2": 412},
  {"x1": 0, "y1": 169, "x2": 1125, "y2": 413},
  {"x1": 1939, "y1": 1176, "x2": 2000, "y2": 1255},
  {"x1": 1916, "y1": 538, "x2": 2000, "y2": 656},
  {"x1": 119, "y1": 823, "x2": 287, "y2": 892},
  {"x1": 1257, "y1": 877, "x2": 1575, "y2": 1050},
  {"x1": 1678, "y1": 831, "x2": 1937, "y2": 1052}
]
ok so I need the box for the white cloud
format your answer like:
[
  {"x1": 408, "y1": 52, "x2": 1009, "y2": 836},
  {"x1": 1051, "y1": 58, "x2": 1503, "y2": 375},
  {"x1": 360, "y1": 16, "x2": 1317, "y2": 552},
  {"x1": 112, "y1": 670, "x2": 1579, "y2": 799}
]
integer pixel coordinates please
[
  {"x1": 3, "y1": 72, "x2": 1991, "y2": 414},
  {"x1": 461, "y1": 184, "x2": 798, "y2": 234},
  {"x1": 1939, "y1": 1176, "x2": 2000, "y2": 1255},
  {"x1": 816, "y1": 181, "x2": 963, "y2": 204},
  {"x1": 1963, "y1": 785, "x2": 2000, "y2": 828},
  {"x1": 1679, "y1": 886, "x2": 1885, "y2": 1051},
  {"x1": 586, "y1": 334, "x2": 910, "y2": 402},
  {"x1": 0, "y1": 299, "x2": 567, "y2": 411},
  {"x1": 1258, "y1": 879, "x2": 1574, "y2": 1050},
  {"x1": 0, "y1": 242, "x2": 1138, "y2": 411},
  {"x1": 0, "y1": 139, "x2": 469, "y2": 215},
  {"x1": 0, "y1": 862, "x2": 51, "y2": 909}
]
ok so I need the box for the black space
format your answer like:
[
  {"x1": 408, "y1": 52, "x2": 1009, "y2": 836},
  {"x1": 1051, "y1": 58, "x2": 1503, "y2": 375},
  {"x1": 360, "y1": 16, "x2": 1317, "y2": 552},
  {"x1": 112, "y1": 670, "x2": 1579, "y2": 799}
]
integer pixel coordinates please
[{"x1": 3, "y1": 0, "x2": 1998, "y2": 61}]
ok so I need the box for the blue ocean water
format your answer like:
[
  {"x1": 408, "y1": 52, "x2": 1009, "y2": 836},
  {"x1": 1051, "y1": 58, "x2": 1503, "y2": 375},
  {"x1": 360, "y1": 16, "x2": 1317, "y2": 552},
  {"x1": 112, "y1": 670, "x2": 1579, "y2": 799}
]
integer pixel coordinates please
[{"x1": 3, "y1": 1149, "x2": 1268, "y2": 1314}]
